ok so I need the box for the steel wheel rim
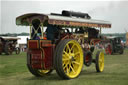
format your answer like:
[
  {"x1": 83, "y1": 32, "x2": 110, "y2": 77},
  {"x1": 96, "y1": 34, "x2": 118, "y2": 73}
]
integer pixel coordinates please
[
  {"x1": 62, "y1": 40, "x2": 83, "y2": 78},
  {"x1": 98, "y1": 52, "x2": 104, "y2": 72}
]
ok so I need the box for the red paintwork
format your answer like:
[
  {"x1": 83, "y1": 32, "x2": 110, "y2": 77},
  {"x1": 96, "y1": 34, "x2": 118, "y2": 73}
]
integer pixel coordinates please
[
  {"x1": 43, "y1": 47, "x2": 54, "y2": 69},
  {"x1": 85, "y1": 55, "x2": 89, "y2": 62},
  {"x1": 28, "y1": 40, "x2": 39, "y2": 49},
  {"x1": 28, "y1": 40, "x2": 54, "y2": 70},
  {"x1": 90, "y1": 39, "x2": 101, "y2": 45},
  {"x1": 31, "y1": 50, "x2": 42, "y2": 69},
  {"x1": 27, "y1": 34, "x2": 72, "y2": 70},
  {"x1": 40, "y1": 40, "x2": 52, "y2": 47},
  {"x1": 105, "y1": 44, "x2": 112, "y2": 55}
]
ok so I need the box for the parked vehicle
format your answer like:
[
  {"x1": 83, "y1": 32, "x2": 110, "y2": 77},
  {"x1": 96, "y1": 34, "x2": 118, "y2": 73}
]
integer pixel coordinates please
[
  {"x1": 105, "y1": 37, "x2": 124, "y2": 55},
  {"x1": 0, "y1": 37, "x2": 20, "y2": 55}
]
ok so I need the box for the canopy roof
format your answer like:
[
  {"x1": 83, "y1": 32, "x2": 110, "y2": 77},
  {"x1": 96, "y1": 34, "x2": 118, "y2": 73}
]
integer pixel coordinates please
[{"x1": 16, "y1": 13, "x2": 111, "y2": 28}]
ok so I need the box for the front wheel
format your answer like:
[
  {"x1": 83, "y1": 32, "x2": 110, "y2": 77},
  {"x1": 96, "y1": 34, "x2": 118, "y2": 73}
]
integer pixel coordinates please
[
  {"x1": 95, "y1": 51, "x2": 104, "y2": 72},
  {"x1": 54, "y1": 39, "x2": 83, "y2": 79}
]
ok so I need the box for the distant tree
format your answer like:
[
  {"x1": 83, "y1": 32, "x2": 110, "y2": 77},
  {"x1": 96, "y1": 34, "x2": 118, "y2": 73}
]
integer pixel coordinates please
[{"x1": 0, "y1": 32, "x2": 29, "y2": 36}]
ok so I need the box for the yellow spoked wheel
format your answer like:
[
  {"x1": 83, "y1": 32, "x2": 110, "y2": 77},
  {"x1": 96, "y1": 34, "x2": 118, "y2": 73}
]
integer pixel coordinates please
[
  {"x1": 55, "y1": 39, "x2": 83, "y2": 79},
  {"x1": 95, "y1": 51, "x2": 104, "y2": 72},
  {"x1": 27, "y1": 53, "x2": 53, "y2": 77}
]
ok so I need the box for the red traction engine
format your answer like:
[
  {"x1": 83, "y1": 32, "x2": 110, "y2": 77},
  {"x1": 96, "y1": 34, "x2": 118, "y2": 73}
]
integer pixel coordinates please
[{"x1": 16, "y1": 11, "x2": 111, "y2": 79}]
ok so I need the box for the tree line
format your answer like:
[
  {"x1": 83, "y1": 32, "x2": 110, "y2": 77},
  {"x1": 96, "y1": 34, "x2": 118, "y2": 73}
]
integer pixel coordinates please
[
  {"x1": 0, "y1": 32, "x2": 127, "y2": 41},
  {"x1": 0, "y1": 32, "x2": 29, "y2": 37}
]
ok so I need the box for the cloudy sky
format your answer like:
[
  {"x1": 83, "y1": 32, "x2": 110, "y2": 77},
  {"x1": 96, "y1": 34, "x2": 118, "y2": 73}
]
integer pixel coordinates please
[{"x1": 0, "y1": 0, "x2": 128, "y2": 34}]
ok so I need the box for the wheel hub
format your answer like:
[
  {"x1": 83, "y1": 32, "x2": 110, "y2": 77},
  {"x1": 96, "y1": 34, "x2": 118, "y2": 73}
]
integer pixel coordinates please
[{"x1": 69, "y1": 53, "x2": 75, "y2": 61}]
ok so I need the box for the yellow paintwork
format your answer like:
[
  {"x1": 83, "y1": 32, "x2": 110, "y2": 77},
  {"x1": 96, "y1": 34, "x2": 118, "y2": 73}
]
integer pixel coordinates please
[
  {"x1": 39, "y1": 70, "x2": 50, "y2": 74},
  {"x1": 98, "y1": 52, "x2": 104, "y2": 72},
  {"x1": 62, "y1": 40, "x2": 83, "y2": 78}
]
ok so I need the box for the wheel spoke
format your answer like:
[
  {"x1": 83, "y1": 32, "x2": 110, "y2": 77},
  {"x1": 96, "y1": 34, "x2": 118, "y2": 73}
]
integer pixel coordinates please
[
  {"x1": 62, "y1": 58, "x2": 70, "y2": 61},
  {"x1": 71, "y1": 44, "x2": 75, "y2": 51},
  {"x1": 63, "y1": 63, "x2": 68, "y2": 69},
  {"x1": 72, "y1": 61, "x2": 80, "y2": 65},
  {"x1": 66, "y1": 67, "x2": 69, "y2": 75},
  {"x1": 63, "y1": 61, "x2": 69, "y2": 69},
  {"x1": 63, "y1": 61, "x2": 66, "y2": 66},
  {"x1": 63, "y1": 54, "x2": 66, "y2": 59},
  {"x1": 70, "y1": 64, "x2": 76, "y2": 74},
  {"x1": 74, "y1": 51, "x2": 80, "y2": 56},
  {"x1": 66, "y1": 44, "x2": 71, "y2": 53},
  {"x1": 63, "y1": 51, "x2": 69, "y2": 57},
  {"x1": 63, "y1": 54, "x2": 70, "y2": 60}
]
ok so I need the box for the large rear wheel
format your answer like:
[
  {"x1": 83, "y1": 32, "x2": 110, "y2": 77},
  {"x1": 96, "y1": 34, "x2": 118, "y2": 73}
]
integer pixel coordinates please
[
  {"x1": 54, "y1": 39, "x2": 83, "y2": 79},
  {"x1": 4, "y1": 42, "x2": 13, "y2": 55}
]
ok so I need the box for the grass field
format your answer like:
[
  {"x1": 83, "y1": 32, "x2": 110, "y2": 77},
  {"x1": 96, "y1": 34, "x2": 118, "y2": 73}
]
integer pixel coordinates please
[{"x1": 0, "y1": 49, "x2": 128, "y2": 85}]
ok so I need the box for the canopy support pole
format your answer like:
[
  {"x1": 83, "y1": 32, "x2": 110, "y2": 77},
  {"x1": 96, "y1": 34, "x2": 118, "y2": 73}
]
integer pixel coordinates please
[
  {"x1": 41, "y1": 23, "x2": 44, "y2": 38},
  {"x1": 30, "y1": 24, "x2": 32, "y2": 39}
]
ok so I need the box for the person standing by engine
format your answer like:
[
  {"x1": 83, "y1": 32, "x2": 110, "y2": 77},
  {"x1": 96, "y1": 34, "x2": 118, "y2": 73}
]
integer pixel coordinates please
[{"x1": 46, "y1": 24, "x2": 58, "y2": 42}]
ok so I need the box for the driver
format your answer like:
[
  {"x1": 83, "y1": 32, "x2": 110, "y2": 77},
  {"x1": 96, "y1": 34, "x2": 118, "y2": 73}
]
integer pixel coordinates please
[{"x1": 46, "y1": 24, "x2": 58, "y2": 41}]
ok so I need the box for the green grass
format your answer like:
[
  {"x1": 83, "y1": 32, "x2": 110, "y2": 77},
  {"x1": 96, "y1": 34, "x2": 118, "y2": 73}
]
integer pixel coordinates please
[
  {"x1": 0, "y1": 52, "x2": 28, "y2": 77},
  {"x1": 0, "y1": 49, "x2": 128, "y2": 85}
]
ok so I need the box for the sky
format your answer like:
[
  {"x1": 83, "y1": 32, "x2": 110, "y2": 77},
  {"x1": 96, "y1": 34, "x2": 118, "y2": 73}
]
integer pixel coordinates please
[{"x1": 0, "y1": 0, "x2": 128, "y2": 34}]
